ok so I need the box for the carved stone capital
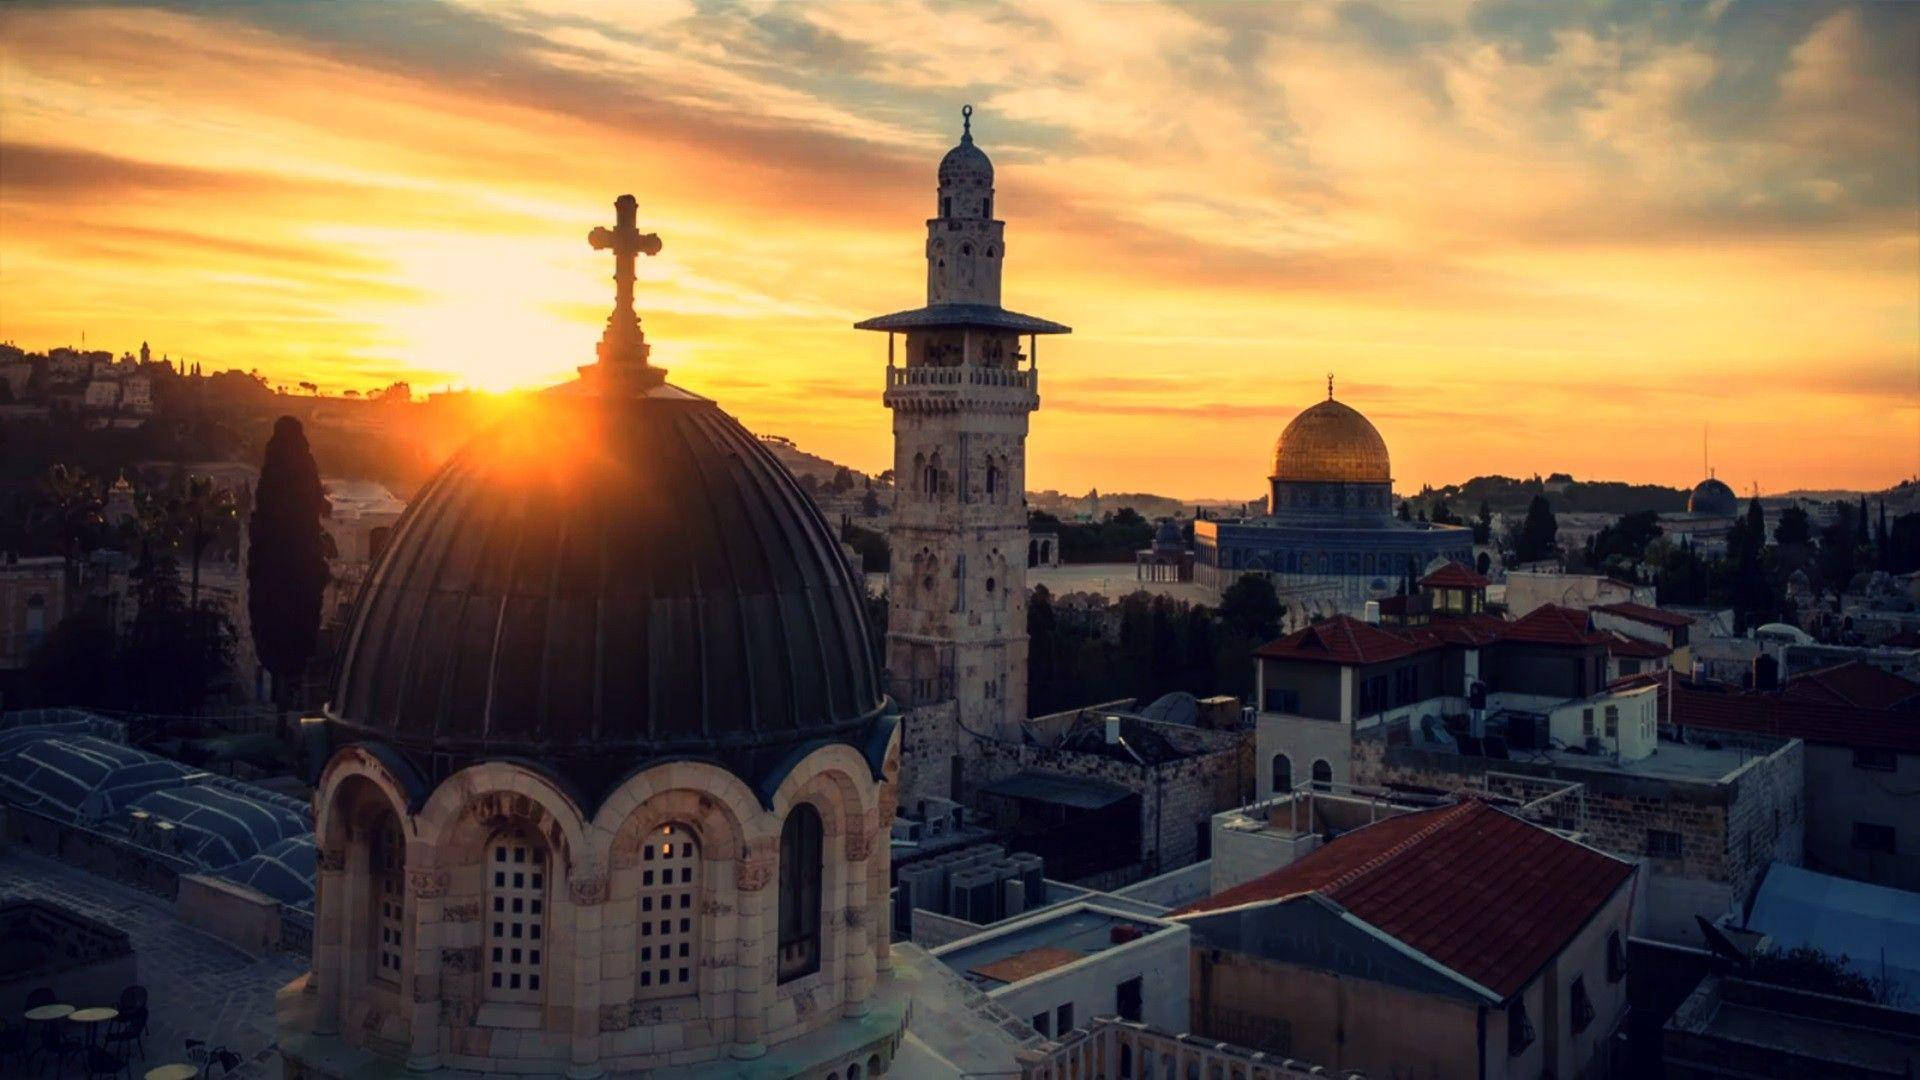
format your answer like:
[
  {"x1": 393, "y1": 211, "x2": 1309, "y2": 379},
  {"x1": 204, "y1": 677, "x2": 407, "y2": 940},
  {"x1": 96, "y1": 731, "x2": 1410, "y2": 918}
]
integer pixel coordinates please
[
  {"x1": 316, "y1": 847, "x2": 347, "y2": 873},
  {"x1": 409, "y1": 868, "x2": 449, "y2": 899},
  {"x1": 845, "y1": 827, "x2": 874, "y2": 863},
  {"x1": 737, "y1": 858, "x2": 774, "y2": 892},
  {"x1": 569, "y1": 876, "x2": 609, "y2": 906}
]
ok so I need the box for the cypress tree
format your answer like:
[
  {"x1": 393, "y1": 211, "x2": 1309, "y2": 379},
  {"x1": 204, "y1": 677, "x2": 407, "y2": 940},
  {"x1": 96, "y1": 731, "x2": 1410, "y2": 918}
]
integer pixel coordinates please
[{"x1": 248, "y1": 416, "x2": 331, "y2": 712}]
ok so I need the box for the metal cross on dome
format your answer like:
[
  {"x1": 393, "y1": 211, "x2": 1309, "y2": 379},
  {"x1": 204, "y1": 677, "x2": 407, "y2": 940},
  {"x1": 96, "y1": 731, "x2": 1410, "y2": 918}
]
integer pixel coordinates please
[{"x1": 587, "y1": 194, "x2": 663, "y2": 376}]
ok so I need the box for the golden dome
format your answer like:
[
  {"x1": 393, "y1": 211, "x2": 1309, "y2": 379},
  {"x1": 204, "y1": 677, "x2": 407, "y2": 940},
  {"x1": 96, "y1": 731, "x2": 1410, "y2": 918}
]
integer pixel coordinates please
[{"x1": 1271, "y1": 398, "x2": 1391, "y2": 484}]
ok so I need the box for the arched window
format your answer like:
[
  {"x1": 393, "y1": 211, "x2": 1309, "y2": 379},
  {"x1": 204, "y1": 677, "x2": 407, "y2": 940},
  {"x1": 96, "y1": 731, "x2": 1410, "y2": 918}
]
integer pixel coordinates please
[
  {"x1": 912, "y1": 453, "x2": 927, "y2": 494},
  {"x1": 778, "y1": 803, "x2": 823, "y2": 982},
  {"x1": 1311, "y1": 760, "x2": 1333, "y2": 792},
  {"x1": 1119, "y1": 1043, "x2": 1133, "y2": 1078},
  {"x1": 1271, "y1": 754, "x2": 1292, "y2": 795},
  {"x1": 960, "y1": 243, "x2": 973, "y2": 257},
  {"x1": 370, "y1": 810, "x2": 405, "y2": 985},
  {"x1": 986, "y1": 461, "x2": 999, "y2": 499},
  {"x1": 485, "y1": 828, "x2": 548, "y2": 1002},
  {"x1": 941, "y1": 197, "x2": 951, "y2": 217},
  {"x1": 636, "y1": 823, "x2": 699, "y2": 999}
]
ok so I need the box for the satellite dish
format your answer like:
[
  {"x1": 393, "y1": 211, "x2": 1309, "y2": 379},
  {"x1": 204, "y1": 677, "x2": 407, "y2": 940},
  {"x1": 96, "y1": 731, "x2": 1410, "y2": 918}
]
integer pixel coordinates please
[{"x1": 1695, "y1": 915, "x2": 1752, "y2": 975}]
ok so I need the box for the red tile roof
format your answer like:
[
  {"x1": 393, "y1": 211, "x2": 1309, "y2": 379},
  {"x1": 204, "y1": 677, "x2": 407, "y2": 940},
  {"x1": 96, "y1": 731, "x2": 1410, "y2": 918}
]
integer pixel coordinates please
[
  {"x1": 1420, "y1": 561, "x2": 1490, "y2": 590},
  {"x1": 1605, "y1": 633, "x2": 1671, "y2": 659},
  {"x1": 1593, "y1": 601, "x2": 1695, "y2": 629},
  {"x1": 1651, "y1": 676, "x2": 1920, "y2": 754},
  {"x1": 1503, "y1": 604, "x2": 1609, "y2": 646},
  {"x1": 1783, "y1": 661, "x2": 1920, "y2": 711},
  {"x1": 1172, "y1": 800, "x2": 1634, "y2": 999},
  {"x1": 1254, "y1": 615, "x2": 1439, "y2": 665}
]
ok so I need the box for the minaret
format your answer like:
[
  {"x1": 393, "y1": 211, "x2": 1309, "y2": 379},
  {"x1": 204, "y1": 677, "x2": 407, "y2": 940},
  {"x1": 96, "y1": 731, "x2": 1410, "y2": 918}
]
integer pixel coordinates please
[{"x1": 857, "y1": 107, "x2": 1070, "y2": 799}]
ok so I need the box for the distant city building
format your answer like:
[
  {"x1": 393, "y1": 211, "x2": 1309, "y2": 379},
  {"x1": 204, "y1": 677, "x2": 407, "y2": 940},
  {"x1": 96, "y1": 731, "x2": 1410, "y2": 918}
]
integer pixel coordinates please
[{"x1": 1194, "y1": 385, "x2": 1472, "y2": 623}]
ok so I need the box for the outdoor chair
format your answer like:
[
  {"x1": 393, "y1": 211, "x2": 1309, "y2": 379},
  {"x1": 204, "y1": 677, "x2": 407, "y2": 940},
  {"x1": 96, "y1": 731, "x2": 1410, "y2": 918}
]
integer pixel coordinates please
[
  {"x1": 35, "y1": 1019, "x2": 83, "y2": 1077},
  {"x1": 0, "y1": 1018, "x2": 30, "y2": 1069},
  {"x1": 101, "y1": 1011, "x2": 145, "y2": 1064}
]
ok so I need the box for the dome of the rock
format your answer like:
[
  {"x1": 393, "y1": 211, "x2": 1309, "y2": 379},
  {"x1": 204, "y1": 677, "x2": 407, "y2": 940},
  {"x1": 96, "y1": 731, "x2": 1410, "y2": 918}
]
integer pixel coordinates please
[{"x1": 1271, "y1": 398, "x2": 1392, "y2": 485}]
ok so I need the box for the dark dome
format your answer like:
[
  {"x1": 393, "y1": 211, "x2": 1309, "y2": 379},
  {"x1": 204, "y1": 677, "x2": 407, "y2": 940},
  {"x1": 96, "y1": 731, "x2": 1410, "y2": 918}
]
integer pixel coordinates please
[
  {"x1": 328, "y1": 378, "x2": 887, "y2": 799},
  {"x1": 1688, "y1": 476, "x2": 1738, "y2": 516},
  {"x1": 1153, "y1": 519, "x2": 1183, "y2": 551}
]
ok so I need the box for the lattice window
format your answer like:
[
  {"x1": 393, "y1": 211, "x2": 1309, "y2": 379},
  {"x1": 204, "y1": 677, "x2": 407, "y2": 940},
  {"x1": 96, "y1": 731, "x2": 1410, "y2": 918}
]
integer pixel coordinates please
[
  {"x1": 486, "y1": 830, "x2": 547, "y2": 1002},
  {"x1": 371, "y1": 814, "x2": 405, "y2": 984},
  {"x1": 636, "y1": 823, "x2": 699, "y2": 999}
]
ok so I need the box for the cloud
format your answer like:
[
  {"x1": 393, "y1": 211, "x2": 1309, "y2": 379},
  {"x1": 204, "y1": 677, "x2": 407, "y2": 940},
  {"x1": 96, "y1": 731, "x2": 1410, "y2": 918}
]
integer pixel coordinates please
[{"x1": 0, "y1": 0, "x2": 1913, "y2": 494}]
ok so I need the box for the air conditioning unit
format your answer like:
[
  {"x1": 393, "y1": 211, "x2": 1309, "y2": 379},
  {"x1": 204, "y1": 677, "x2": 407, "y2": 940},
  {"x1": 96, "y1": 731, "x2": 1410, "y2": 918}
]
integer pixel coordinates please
[{"x1": 948, "y1": 867, "x2": 1001, "y2": 924}]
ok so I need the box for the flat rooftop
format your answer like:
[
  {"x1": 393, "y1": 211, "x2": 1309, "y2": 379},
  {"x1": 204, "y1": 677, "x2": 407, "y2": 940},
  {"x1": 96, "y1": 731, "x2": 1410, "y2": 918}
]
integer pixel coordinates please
[
  {"x1": 936, "y1": 905, "x2": 1174, "y2": 990},
  {"x1": 1403, "y1": 728, "x2": 1783, "y2": 784}
]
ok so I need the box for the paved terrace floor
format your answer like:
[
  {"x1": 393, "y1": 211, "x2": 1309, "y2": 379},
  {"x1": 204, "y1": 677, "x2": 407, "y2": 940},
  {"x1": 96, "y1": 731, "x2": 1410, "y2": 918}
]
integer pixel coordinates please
[{"x1": 1, "y1": 847, "x2": 302, "y2": 1079}]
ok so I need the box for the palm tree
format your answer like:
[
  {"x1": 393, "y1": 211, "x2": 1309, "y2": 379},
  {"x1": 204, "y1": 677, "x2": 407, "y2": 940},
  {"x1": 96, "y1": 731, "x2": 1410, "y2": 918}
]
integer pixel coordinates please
[
  {"x1": 32, "y1": 464, "x2": 104, "y2": 586},
  {"x1": 178, "y1": 475, "x2": 237, "y2": 608}
]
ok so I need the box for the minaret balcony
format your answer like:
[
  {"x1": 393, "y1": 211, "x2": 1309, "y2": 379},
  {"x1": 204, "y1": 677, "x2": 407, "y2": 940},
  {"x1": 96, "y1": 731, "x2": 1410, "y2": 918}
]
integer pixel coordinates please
[{"x1": 883, "y1": 363, "x2": 1038, "y2": 413}]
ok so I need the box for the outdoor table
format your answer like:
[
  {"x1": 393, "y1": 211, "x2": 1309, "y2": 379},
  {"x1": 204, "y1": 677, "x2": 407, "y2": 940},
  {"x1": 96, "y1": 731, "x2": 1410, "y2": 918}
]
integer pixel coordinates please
[
  {"x1": 146, "y1": 1066, "x2": 200, "y2": 1080},
  {"x1": 24, "y1": 1003, "x2": 74, "y2": 1023},
  {"x1": 70, "y1": 1006, "x2": 118, "y2": 1047}
]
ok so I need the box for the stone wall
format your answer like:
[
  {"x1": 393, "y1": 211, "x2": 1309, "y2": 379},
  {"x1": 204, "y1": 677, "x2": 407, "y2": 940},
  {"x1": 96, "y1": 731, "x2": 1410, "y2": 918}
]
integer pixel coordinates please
[
  {"x1": 177, "y1": 874, "x2": 283, "y2": 956},
  {"x1": 898, "y1": 699, "x2": 959, "y2": 804}
]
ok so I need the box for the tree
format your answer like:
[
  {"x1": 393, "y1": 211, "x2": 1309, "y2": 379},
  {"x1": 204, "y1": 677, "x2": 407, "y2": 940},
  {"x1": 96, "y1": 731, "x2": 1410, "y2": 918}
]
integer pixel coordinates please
[
  {"x1": 1773, "y1": 506, "x2": 1812, "y2": 547},
  {"x1": 859, "y1": 488, "x2": 882, "y2": 517},
  {"x1": 1111, "y1": 506, "x2": 1146, "y2": 528},
  {"x1": 1475, "y1": 551, "x2": 1492, "y2": 577},
  {"x1": 1877, "y1": 501, "x2": 1891, "y2": 571},
  {"x1": 829, "y1": 466, "x2": 855, "y2": 494},
  {"x1": 248, "y1": 416, "x2": 331, "y2": 712},
  {"x1": 1512, "y1": 495, "x2": 1558, "y2": 564},
  {"x1": 176, "y1": 475, "x2": 237, "y2": 608},
  {"x1": 1472, "y1": 501, "x2": 1493, "y2": 545},
  {"x1": 1397, "y1": 500, "x2": 1413, "y2": 522},
  {"x1": 1430, "y1": 499, "x2": 1459, "y2": 525},
  {"x1": 1219, "y1": 575, "x2": 1284, "y2": 642},
  {"x1": 1587, "y1": 510, "x2": 1663, "y2": 566},
  {"x1": 1751, "y1": 944, "x2": 1904, "y2": 1006}
]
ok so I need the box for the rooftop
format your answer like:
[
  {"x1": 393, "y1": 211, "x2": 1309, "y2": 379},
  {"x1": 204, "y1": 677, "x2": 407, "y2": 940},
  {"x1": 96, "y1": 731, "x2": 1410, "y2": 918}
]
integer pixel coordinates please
[
  {"x1": 1174, "y1": 799, "x2": 1635, "y2": 999},
  {"x1": 1593, "y1": 601, "x2": 1695, "y2": 629},
  {"x1": 1667, "y1": 975, "x2": 1920, "y2": 1074},
  {"x1": 1783, "y1": 659, "x2": 1920, "y2": 711},
  {"x1": 1419, "y1": 561, "x2": 1489, "y2": 590},
  {"x1": 1621, "y1": 673, "x2": 1920, "y2": 754},
  {"x1": 936, "y1": 904, "x2": 1178, "y2": 991}
]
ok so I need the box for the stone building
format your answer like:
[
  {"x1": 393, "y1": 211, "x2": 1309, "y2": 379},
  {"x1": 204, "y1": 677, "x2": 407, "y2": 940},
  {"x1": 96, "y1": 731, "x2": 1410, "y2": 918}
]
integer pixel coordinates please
[
  {"x1": 1174, "y1": 799, "x2": 1638, "y2": 1080},
  {"x1": 1636, "y1": 667, "x2": 1920, "y2": 892},
  {"x1": 1246, "y1": 576, "x2": 1804, "y2": 942},
  {"x1": 1193, "y1": 383, "x2": 1472, "y2": 622},
  {"x1": 278, "y1": 197, "x2": 907, "y2": 1079},
  {"x1": 963, "y1": 706, "x2": 1251, "y2": 885},
  {"x1": 859, "y1": 106, "x2": 1070, "y2": 804}
]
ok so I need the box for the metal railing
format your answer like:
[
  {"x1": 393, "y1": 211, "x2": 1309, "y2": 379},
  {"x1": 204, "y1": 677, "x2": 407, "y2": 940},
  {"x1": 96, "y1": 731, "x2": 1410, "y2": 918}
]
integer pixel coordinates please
[{"x1": 886, "y1": 364, "x2": 1037, "y2": 391}]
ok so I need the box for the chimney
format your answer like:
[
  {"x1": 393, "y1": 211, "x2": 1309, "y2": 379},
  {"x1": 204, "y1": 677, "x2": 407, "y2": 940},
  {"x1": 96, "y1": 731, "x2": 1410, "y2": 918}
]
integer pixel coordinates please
[
  {"x1": 1105, "y1": 715, "x2": 1122, "y2": 744},
  {"x1": 1364, "y1": 600, "x2": 1381, "y2": 624}
]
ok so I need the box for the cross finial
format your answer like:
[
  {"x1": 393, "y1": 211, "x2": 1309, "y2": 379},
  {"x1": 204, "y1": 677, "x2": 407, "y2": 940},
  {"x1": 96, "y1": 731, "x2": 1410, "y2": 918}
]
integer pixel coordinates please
[
  {"x1": 1327, "y1": 372, "x2": 1335, "y2": 400},
  {"x1": 586, "y1": 194, "x2": 664, "y2": 386},
  {"x1": 961, "y1": 104, "x2": 973, "y2": 144}
]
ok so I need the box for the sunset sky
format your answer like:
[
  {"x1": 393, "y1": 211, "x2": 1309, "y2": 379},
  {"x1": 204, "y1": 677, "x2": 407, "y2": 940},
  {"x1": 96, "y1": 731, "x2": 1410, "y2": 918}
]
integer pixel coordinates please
[{"x1": 2, "y1": 1, "x2": 1915, "y2": 499}]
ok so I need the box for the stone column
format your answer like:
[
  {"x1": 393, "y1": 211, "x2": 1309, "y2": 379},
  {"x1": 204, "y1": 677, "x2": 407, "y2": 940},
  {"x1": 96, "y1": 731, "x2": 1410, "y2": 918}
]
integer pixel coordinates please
[
  {"x1": 842, "y1": 824, "x2": 875, "y2": 1018},
  {"x1": 405, "y1": 865, "x2": 448, "y2": 1072},
  {"x1": 729, "y1": 841, "x2": 776, "y2": 1059},
  {"x1": 567, "y1": 875, "x2": 608, "y2": 1079},
  {"x1": 312, "y1": 846, "x2": 347, "y2": 1036}
]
